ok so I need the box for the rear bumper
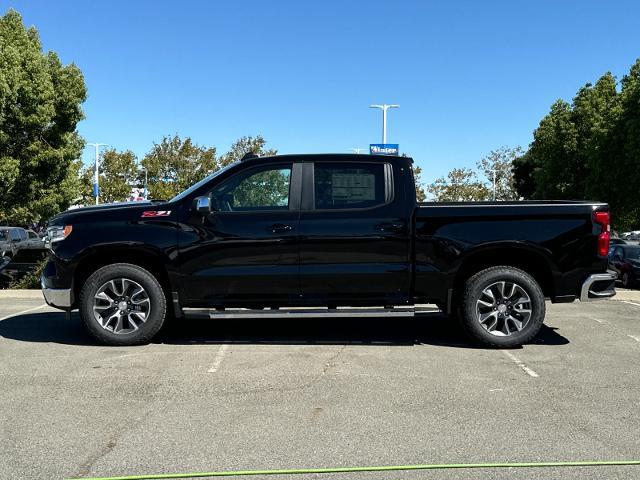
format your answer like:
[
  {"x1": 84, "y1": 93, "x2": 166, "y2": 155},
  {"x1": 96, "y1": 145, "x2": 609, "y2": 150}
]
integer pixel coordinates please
[
  {"x1": 41, "y1": 277, "x2": 73, "y2": 309},
  {"x1": 580, "y1": 272, "x2": 616, "y2": 302}
]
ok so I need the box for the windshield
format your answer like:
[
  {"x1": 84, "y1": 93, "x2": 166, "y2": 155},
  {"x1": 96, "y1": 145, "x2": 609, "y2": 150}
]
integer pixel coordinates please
[
  {"x1": 624, "y1": 247, "x2": 640, "y2": 260},
  {"x1": 169, "y1": 162, "x2": 238, "y2": 203}
]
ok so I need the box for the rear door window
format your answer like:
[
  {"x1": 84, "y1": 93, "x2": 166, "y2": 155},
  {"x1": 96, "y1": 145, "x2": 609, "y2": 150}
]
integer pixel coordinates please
[{"x1": 313, "y1": 163, "x2": 387, "y2": 210}]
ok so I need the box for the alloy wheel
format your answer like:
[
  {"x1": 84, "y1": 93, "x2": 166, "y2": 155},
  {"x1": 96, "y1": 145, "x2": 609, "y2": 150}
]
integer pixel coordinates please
[
  {"x1": 475, "y1": 281, "x2": 532, "y2": 337},
  {"x1": 92, "y1": 278, "x2": 151, "y2": 334}
]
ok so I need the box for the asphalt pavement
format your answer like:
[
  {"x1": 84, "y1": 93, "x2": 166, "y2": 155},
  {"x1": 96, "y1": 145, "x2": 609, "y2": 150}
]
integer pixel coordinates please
[{"x1": 1, "y1": 290, "x2": 639, "y2": 480}]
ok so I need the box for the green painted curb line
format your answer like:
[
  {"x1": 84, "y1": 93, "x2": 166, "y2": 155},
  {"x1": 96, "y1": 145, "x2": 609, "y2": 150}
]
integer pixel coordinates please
[{"x1": 71, "y1": 459, "x2": 640, "y2": 480}]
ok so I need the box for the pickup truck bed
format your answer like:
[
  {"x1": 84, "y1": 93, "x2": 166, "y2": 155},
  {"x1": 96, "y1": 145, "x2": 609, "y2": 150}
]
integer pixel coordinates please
[{"x1": 414, "y1": 200, "x2": 611, "y2": 308}]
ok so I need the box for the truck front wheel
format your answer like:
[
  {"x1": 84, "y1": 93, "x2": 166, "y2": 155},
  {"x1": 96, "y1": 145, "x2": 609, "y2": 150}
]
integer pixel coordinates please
[
  {"x1": 459, "y1": 266, "x2": 545, "y2": 348},
  {"x1": 79, "y1": 263, "x2": 167, "y2": 346}
]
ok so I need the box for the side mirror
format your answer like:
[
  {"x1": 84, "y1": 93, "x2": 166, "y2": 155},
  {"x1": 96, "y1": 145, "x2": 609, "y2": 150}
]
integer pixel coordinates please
[{"x1": 193, "y1": 196, "x2": 212, "y2": 214}]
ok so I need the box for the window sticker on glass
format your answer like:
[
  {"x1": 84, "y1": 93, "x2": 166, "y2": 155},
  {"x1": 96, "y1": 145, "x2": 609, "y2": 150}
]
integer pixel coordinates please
[
  {"x1": 314, "y1": 163, "x2": 385, "y2": 209},
  {"x1": 331, "y1": 173, "x2": 376, "y2": 202}
]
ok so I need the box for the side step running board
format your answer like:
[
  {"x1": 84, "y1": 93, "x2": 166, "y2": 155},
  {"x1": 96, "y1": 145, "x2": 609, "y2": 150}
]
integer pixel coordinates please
[{"x1": 182, "y1": 306, "x2": 438, "y2": 320}]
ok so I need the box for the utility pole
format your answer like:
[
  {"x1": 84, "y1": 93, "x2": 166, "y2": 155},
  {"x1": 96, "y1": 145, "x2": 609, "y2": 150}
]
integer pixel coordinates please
[
  {"x1": 87, "y1": 143, "x2": 108, "y2": 204},
  {"x1": 349, "y1": 148, "x2": 366, "y2": 154},
  {"x1": 369, "y1": 104, "x2": 399, "y2": 144}
]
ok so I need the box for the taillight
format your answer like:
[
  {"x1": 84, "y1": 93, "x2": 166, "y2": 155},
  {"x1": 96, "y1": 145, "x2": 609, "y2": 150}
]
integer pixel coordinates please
[{"x1": 593, "y1": 211, "x2": 610, "y2": 257}]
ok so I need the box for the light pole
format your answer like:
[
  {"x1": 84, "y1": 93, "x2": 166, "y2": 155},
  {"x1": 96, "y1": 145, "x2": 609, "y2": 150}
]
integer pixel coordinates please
[
  {"x1": 87, "y1": 143, "x2": 108, "y2": 204},
  {"x1": 143, "y1": 168, "x2": 148, "y2": 200},
  {"x1": 490, "y1": 167, "x2": 510, "y2": 201},
  {"x1": 369, "y1": 104, "x2": 399, "y2": 144}
]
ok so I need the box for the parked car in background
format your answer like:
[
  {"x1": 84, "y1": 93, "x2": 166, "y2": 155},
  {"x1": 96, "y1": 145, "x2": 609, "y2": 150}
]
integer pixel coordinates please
[
  {"x1": 608, "y1": 244, "x2": 640, "y2": 288},
  {"x1": 610, "y1": 238, "x2": 627, "y2": 246},
  {"x1": 0, "y1": 247, "x2": 48, "y2": 287},
  {"x1": 0, "y1": 227, "x2": 27, "y2": 257},
  {"x1": 620, "y1": 231, "x2": 640, "y2": 244},
  {"x1": 0, "y1": 229, "x2": 16, "y2": 258},
  {"x1": 22, "y1": 229, "x2": 45, "y2": 249}
]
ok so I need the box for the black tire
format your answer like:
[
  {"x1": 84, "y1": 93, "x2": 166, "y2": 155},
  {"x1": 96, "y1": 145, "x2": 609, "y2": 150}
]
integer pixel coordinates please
[
  {"x1": 459, "y1": 266, "x2": 545, "y2": 348},
  {"x1": 622, "y1": 272, "x2": 634, "y2": 289},
  {"x1": 79, "y1": 263, "x2": 167, "y2": 346}
]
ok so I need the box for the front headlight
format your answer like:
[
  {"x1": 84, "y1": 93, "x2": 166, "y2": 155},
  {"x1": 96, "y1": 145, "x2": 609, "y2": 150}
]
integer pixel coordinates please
[{"x1": 45, "y1": 225, "x2": 73, "y2": 247}]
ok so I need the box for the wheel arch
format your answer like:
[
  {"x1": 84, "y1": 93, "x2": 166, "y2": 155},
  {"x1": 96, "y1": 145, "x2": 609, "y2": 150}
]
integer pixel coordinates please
[
  {"x1": 72, "y1": 245, "x2": 174, "y2": 306},
  {"x1": 453, "y1": 243, "x2": 556, "y2": 300}
]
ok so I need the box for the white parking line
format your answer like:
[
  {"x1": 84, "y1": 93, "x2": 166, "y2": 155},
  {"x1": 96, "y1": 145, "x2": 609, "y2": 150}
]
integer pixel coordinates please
[
  {"x1": 502, "y1": 350, "x2": 539, "y2": 378},
  {"x1": 0, "y1": 304, "x2": 47, "y2": 322},
  {"x1": 621, "y1": 300, "x2": 640, "y2": 308},
  {"x1": 207, "y1": 343, "x2": 230, "y2": 373},
  {"x1": 627, "y1": 335, "x2": 640, "y2": 343},
  {"x1": 589, "y1": 316, "x2": 606, "y2": 324}
]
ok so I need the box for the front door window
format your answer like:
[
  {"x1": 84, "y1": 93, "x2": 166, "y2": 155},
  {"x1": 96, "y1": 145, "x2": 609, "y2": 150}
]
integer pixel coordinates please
[{"x1": 210, "y1": 166, "x2": 291, "y2": 212}]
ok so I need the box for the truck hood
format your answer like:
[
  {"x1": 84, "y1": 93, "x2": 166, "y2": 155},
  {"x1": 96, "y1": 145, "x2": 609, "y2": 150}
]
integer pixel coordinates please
[
  {"x1": 49, "y1": 201, "x2": 169, "y2": 225},
  {"x1": 66, "y1": 201, "x2": 157, "y2": 213}
]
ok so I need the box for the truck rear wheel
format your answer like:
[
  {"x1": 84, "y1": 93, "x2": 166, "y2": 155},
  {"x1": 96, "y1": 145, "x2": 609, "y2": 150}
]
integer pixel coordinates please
[
  {"x1": 459, "y1": 266, "x2": 545, "y2": 348},
  {"x1": 79, "y1": 263, "x2": 167, "y2": 346}
]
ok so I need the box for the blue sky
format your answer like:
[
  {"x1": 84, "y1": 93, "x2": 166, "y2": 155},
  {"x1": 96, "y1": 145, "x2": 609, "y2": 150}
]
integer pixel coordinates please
[{"x1": 2, "y1": 0, "x2": 639, "y2": 184}]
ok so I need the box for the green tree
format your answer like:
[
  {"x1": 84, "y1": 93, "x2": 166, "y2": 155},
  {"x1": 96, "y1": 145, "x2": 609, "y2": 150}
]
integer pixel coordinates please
[
  {"x1": 80, "y1": 149, "x2": 139, "y2": 204},
  {"x1": 514, "y1": 60, "x2": 640, "y2": 230},
  {"x1": 602, "y1": 61, "x2": 640, "y2": 230},
  {"x1": 219, "y1": 135, "x2": 277, "y2": 166},
  {"x1": 527, "y1": 99, "x2": 579, "y2": 199},
  {"x1": 141, "y1": 135, "x2": 217, "y2": 200},
  {"x1": 0, "y1": 10, "x2": 86, "y2": 224},
  {"x1": 413, "y1": 165, "x2": 426, "y2": 202},
  {"x1": 213, "y1": 135, "x2": 281, "y2": 207},
  {"x1": 511, "y1": 150, "x2": 537, "y2": 199},
  {"x1": 427, "y1": 168, "x2": 490, "y2": 201},
  {"x1": 476, "y1": 146, "x2": 522, "y2": 200}
]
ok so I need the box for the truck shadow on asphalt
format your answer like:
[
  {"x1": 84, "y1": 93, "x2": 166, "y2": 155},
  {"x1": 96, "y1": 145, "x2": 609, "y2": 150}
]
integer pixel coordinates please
[{"x1": 0, "y1": 311, "x2": 569, "y2": 349}]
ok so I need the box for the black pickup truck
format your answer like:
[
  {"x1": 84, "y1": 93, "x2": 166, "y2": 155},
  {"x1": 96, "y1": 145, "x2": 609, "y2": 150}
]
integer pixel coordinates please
[{"x1": 42, "y1": 154, "x2": 615, "y2": 347}]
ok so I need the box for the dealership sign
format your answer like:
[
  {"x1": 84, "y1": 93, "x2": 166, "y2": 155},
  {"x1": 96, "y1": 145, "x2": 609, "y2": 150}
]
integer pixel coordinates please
[{"x1": 370, "y1": 144, "x2": 399, "y2": 155}]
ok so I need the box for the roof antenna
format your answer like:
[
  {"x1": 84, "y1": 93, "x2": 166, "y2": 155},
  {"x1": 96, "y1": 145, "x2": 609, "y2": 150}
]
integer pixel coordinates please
[{"x1": 241, "y1": 152, "x2": 259, "y2": 161}]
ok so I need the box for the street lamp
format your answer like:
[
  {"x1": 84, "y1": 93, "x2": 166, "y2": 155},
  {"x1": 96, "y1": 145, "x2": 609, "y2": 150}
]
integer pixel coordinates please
[
  {"x1": 369, "y1": 104, "x2": 399, "y2": 144},
  {"x1": 143, "y1": 168, "x2": 148, "y2": 200},
  {"x1": 87, "y1": 143, "x2": 108, "y2": 205},
  {"x1": 490, "y1": 167, "x2": 511, "y2": 201}
]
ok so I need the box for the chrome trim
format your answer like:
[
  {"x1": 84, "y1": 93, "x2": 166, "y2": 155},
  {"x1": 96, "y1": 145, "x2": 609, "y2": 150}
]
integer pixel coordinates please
[
  {"x1": 183, "y1": 306, "x2": 418, "y2": 320},
  {"x1": 41, "y1": 280, "x2": 73, "y2": 309},
  {"x1": 580, "y1": 273, "x2": 616, "y2": 302}
]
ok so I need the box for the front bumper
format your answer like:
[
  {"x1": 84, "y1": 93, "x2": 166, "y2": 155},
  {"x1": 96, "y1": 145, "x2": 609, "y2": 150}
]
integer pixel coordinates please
[
  {"x1": 580, "y1": 272, "x2": 616, "y2": 301},
  {"x1": 41, "y1": 277, "x2": 73, "y2": 309}
]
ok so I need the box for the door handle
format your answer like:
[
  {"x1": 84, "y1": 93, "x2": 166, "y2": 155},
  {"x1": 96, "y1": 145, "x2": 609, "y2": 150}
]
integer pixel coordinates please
[
  {"x1": 268, "y1": 223, "x2": 293, "y2": 233},
  {"x1": 376, "y1": 222, "x2": 405, "y2": 233}
]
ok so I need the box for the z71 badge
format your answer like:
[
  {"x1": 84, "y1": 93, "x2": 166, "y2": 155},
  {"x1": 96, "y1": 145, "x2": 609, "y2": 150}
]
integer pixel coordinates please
[{"x1": 141, "y1": 210, "x2": 171, "y2": 218}]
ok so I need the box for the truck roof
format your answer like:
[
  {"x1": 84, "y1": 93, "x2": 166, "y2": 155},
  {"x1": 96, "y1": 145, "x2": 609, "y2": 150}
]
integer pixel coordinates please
[{"x1": 241, "y1": 153, "x2": 412, "y2": 163}]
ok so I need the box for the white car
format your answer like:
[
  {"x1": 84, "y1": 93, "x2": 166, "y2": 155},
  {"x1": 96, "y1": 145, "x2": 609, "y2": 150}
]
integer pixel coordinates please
[{"x1": 22, "y1": 229, "x2": 45, "y2": 249}]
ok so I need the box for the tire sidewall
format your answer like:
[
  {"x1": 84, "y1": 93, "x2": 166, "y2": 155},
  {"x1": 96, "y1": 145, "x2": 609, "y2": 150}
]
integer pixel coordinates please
[
  {"x1": 79, "y1": 263, "x2": 166, "y2": 346},
  {"x1": 461, "y1": 267, "x2": 545, "y2": 348}
]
